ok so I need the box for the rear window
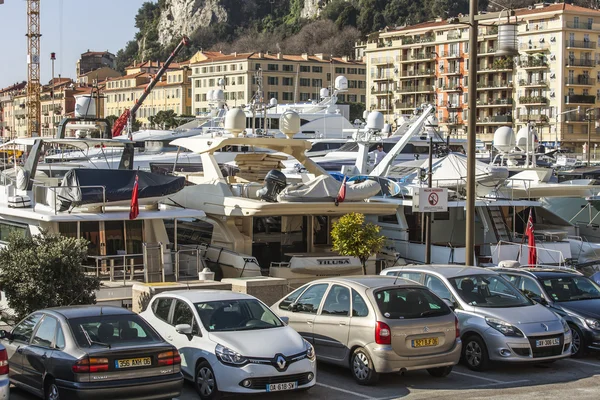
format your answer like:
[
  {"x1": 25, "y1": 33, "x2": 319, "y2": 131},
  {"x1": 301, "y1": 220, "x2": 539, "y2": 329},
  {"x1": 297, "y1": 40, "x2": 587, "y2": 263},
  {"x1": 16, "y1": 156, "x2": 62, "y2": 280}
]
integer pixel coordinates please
[
  {"x1": 374, "y1": 287, "x2": 451, "y2": 319},
  {"x1": 68, "y1": 314, "x2": 163, "y2": 348}
]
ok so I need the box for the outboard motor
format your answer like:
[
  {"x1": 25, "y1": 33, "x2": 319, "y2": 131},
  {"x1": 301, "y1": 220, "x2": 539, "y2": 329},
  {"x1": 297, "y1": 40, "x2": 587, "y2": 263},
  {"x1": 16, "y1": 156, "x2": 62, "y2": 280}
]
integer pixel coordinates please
[{"x1": 258, "y1": 170, "x2": 287, "y2": 202}]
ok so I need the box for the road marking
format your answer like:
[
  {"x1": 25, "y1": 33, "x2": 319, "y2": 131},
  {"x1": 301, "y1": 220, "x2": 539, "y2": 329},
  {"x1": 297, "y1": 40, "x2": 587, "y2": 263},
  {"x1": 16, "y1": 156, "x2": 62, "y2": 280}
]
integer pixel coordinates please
[
  {"x1": 316, "y1": 382, "x2": 374, "y2": 398},
  {"x1": 451, "y1": 370, "x2": 504, "y2": 383},
  {"x1": 564, "y1": 358, "x2": 600, "y2": 368}
]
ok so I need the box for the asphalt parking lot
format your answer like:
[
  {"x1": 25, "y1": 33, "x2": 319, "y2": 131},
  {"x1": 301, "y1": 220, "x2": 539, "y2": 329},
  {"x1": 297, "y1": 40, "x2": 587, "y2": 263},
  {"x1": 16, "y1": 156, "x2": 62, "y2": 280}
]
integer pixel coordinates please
[{"x1": 10, "y1": 353, "x2": 600, "y2": 400}]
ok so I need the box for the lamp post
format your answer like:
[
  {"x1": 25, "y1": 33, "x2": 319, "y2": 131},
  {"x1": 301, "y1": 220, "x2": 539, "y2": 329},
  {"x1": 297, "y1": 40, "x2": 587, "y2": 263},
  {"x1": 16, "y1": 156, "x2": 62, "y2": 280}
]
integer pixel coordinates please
[{"x1": 50, "y1": 52, "x2": 56, "y2": 138}]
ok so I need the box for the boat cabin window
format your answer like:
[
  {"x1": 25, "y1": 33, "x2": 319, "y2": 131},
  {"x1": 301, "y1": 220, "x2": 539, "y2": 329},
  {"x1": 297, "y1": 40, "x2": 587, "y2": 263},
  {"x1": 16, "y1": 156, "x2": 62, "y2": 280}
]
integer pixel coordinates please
[
  {"x1": 58, "y1": 220, "x2": 144, "y2": 258},
  {"x1": 0, "y1": 221, "x2": 27, "y2": 243},
  {"x1": 166, "y1": 218, "x2": 214, "y2": 246},
  {"x1": 252, "y1": 216, "x2": 310, "y2": 268},
  {"x1": 378, "y1": 214, "x2": 399, "y2": 224}
]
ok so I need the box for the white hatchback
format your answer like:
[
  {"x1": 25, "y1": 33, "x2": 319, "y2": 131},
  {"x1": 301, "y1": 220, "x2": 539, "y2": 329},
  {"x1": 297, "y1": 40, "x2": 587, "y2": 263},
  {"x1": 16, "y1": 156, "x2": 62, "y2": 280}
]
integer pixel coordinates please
[{"x1": 140, "y1": 290, "x2": 316, "y2": 399}]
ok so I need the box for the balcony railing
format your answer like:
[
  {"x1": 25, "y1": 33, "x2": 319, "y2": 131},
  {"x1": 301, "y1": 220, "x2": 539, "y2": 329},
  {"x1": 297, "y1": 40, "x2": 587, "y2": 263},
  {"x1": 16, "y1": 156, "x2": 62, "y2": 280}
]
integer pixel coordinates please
[
  {"x1": 400, "y1": 69, "x2": 434, "y2": 77},
  {"x1": 478, "y1": 45, "x2": 497, "y2": 54},
  {"x1": 519, "y1": 43, "x2": 550, "y2": 51},
  {"x1": 477, "y1": 98, "x2": 513, "y2": 106},
  {"x1": 371, "y1": 89, "x2": 393, "y2": 95},
  {"x1": 565, "y1": 94, "x2": 596, "y2": 104},
  {"x1": 442, "y1": 117, "x2": 463, "y2": 124},
  {"x1": 396, "y1": 85, "x2": 434, "y2": 93},
  {"x1": 440, "y1": 50, "x2": 462, "y2": 58},
  {"x1": 477, "y1": 115, "x2": 513, "y2": 123},
  {"x1": 396, "y1": 102, "x2": 417, "y2": 109},
  {"x1": 440, "y1": 67, "x2": 461, "y2": 74},
  {"x1": 448, "y1": 32, "x2": 462, "y2": 40},
  {"x1": 476, "y1": 80, "x2": 512, "y2": 89},
  {"x1": 440, "y1": 84, "x2": 462, "y2": 91},
  {"x1": 565, "y1": 77, "x2": 596, "y2": 85},
  {"x1": 566, "y1": 59, "x2": 595, "y2": 67},
  {"x1": 564, "y1": 114, "x2": 588, "y2": 122},
  {"x1": 479, "y1": 26, "x2": 498, "y2": 36},
  {"x1": 520, "y1": 59, "x2": 549, "y2": 68},
  {"x1": 519, "y1": 96, "x2": 549, "y2": 104},
  {"x1": 566, "y1": 21, "x2": 594, "y2": 30},
  {"x1": 403, "y1": 52, "x2": 436, "y2": 61},
  {"x1": 402, "y1": 36, "x2": 435, "y2": 45},
  {"x1": 566, "y1": 40, "x2": 596, "y2": 49},
  {"x1": 517, "y1": 114, "x2": 550, "y2": 123},
  {"x1": 519, "y1": 79, "x2": 548, "y2": 87}
]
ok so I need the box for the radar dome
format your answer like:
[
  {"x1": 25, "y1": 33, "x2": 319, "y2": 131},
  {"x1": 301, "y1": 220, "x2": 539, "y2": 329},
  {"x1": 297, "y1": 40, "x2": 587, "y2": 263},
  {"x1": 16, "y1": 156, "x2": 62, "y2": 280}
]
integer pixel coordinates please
[
  {"x1": 493, "y1": 126, "x2": 516, "y2": 153},
  {"x1": 516, "y1": 127, "x2": 537, "y2": 151},
  {"x1": 320, "y1": 88, "x2": 329, "y2": 98},
  {"x1": 74, "y1": 95, "x2": 96, "y2": 118},
  {"x1": 214, "y1": 89, "x2": 225, "y2": 102},
  {"x1": 362, "y1": 110, "x2": 369, "y2": 119},
  {"x1": 280, "y1": 110, "x2": 301, "y2": 139},
  {"x1": 218, "y1": 78, "x2": 225, "y2": 87},
  {"x1": 366, "y1": 111, "x2": 384, "y2": 131},
  {"x1": 225, "y1": 108, "x2": 246, "y2": 137},
  {"x1": 207, "y1": 90, "x2": 214, "y2": 102},
  {"x1": 269, "y1": 98, "x2": 278, "y2": 106},
  {"x1": 335, "y1": 76, "x2": 348, "y2": 91}
]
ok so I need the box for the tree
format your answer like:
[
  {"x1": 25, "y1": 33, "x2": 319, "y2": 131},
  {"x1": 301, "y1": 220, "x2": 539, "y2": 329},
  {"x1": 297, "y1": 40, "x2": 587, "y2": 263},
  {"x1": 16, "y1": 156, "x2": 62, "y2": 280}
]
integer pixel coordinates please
[
  {"x1": 331, "y1": 212, "x2": 385, "y2": 275},
  {"x1": 0, "y1": 231, "x2": 100, "y2": 321}
]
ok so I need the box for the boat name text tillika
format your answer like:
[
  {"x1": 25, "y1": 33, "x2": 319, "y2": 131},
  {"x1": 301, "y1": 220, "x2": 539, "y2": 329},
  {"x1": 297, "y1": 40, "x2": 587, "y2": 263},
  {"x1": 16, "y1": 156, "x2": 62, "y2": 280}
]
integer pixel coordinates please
[{"x1": 317, "y1": 259, "x2": 351, "y2": 265}]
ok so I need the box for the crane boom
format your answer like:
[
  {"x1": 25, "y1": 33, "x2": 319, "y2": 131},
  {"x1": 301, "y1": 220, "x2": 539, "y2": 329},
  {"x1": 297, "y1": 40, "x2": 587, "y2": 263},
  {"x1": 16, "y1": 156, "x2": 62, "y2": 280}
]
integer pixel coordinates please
[
  {"x1": 112, "y1": 36, "x2": 190, "y2": 138},
  {"x1": 26, "y1": 0, "x2": 41, "y2": 137}
]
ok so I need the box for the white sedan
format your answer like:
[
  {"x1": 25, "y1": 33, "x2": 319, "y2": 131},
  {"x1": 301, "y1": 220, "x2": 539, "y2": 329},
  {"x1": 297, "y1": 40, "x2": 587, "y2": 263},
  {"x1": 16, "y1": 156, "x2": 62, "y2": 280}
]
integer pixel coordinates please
[{"x1": 140, "y1": 290, "x2": 316, "y2": 399}]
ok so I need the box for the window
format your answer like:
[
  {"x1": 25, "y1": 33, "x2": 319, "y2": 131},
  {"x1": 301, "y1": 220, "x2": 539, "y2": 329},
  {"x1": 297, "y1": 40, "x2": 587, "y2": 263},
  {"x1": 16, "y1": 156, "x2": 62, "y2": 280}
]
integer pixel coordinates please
[
  {"x1": 267, "y1": 77, "x2": 279, "y2": 85},
  {"x1": 312, "y1": 66, "x2": 323, "y2": 73},
  {"x1": 267, "y1": 64, "x2": 279, "y2": 71},
  {"x1": 237, "y1": 76, "x2": 244, "y2": 85},
  {"x1": 32, "y1": 316, "x2": 58, "y2": 348},
  {"x1": 255, "y1": 63, "x2": 261, "y2": 70},
  {"x1": 519, "y1": 276, "x2": 544, "y2": 298},
  {"x1": 335, "y1": 67, "x2": 346, "y2": 74},
  {"x1": 283, "y1": 64, "x2": 294, "y2": 72},
  {"x1": 300, "y1": 93, "x2": 310, "y2": 101},
  {"x1": 195, "y1": 299, "x2": 283, "y2": 332},
  {"x1": 300, "y1": 66, "x2": 310, "y2": 72},
  {"x1": 172, "y1": 300, "x2": 198, "y2": 334},
  {"x1": 378, "y1": 214, "x2": 398, "y2": 224},
  {"x1": 282, "y1": 92, "x2": 293, "y2": 101},
  {"x1": 283, "y1": 77, "x2": 294, "y2": 86},
  {"x1": 374, "y1": 288, "x2": 451, "y2": 319},
  {"x1": 540, "y1": 276, "x2": 600, "y2": 302},
  {"x1": 12, "y1": 313, "x2": 42, "y2": 343},
  {"x1": 153, "y1": 297, "x2": 173, "y2": 322},
  {"x1": 449, "y1": 275, "x2": 533, "y2": 307},
  {"x1": 69, "y1": 315, "x2": 162, "y2": 347},
  {"x1": 168, "y1": 218, "x2": 214, "y2": 246},
  {"x1": 295, "y1": 284, "x2": 329, "y2": 314},
  {"x1": 267, "y1": 91, "x2": 278, "y2": 100},
  {"x1": 312, "y1": 79, "x2": 323, "y2": 87},
  {"x1": 321, "y1": 285, "x2": 350, "y2": 316},
  {"x1": 425, "y1": 274, "x2": 452, "y2": 300},
  {"x1": 352, "y1": 289, "x2": 369, "y2": 317},
  {"x1": 279, "y1": 285, "x2": 308, "y2": 310},
  {"x1": 55, "y1": 326, "x2": 65, "y2": 349},
  {"x1": 300, "y1": 78, "x2": 310, "y2": 87}
]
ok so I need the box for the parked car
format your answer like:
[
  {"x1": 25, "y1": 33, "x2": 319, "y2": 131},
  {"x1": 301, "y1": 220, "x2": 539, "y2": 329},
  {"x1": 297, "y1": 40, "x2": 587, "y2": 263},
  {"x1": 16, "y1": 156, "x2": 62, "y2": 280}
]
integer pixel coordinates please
[
  {"x1": 381, "y1": 265, "x2": 572, "y2": 371},
  {"x1": 0, "y1": 306, "x2": 183, "y2": 400},
  {"x1": 140, "y1": 290, "x2": 316, "y2": 399},
  {"x1": 272, "y1": 276, "x2": 462, "y2": 385},
  {"x1": 0, "y1": 344, "x2": 9, "y2": 399},
  {"x1": 493, "y1": 266, "x2": 600, "y2": 357}
]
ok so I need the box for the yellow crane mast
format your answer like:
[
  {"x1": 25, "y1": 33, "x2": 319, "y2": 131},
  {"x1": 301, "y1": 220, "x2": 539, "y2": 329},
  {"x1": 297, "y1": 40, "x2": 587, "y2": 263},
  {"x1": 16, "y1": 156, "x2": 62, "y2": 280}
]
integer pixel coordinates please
[{"x1": 26, "y1": 0, "x2": 41, "y2": 137}]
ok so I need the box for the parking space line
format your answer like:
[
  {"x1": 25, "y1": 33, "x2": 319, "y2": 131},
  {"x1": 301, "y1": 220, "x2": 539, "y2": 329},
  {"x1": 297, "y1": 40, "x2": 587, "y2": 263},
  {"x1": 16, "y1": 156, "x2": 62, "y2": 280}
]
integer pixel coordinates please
[
  {"x1": 564, "y1": 359, "x2": 600, "y2": 368},
  {"x1": 315, "y1": 382, "x2": 374, "y2": 398},
  {"x1": 450, "y1": 370, "x2": 504, "y2": 383}
]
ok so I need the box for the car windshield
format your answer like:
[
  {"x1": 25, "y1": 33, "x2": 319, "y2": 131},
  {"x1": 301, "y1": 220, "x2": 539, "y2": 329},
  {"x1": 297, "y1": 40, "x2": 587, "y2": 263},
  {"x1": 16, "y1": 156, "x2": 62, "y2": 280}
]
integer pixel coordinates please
[
  {"x1": 540, "y1": 276, "x2": 600, "y2": 302},
  {"x1": 374, "y1": 287, "x2": 451, "y2": 319},
  {"x1": 195, "y1": 299, "x2": 283, "y2": 332},
  {"x1": 68, "y1": 314, "x2": 163, "y2": 348},
  {"x1": 450, "y1": 274, "x2": 533, "y2": 308}
]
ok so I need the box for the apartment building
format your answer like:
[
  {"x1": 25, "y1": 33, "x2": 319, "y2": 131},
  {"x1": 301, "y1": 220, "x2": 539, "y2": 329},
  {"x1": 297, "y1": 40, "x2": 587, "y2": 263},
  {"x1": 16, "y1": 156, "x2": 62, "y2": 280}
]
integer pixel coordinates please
[
  {"x1": 362, "y1": 2, "x2": 600, "y2": 150},
  {"x1": 0, "y1": 81, "x2": 26, "y2": 139},
  {"x1": 77, "y1": 50, "x2": 116, "y2": 76},
  {"x1": 188, "y1": 51, "x2": 366, "y2": 115},
  {"x1": 103, "y1": 61, "x2": 192, "y2": 126}
]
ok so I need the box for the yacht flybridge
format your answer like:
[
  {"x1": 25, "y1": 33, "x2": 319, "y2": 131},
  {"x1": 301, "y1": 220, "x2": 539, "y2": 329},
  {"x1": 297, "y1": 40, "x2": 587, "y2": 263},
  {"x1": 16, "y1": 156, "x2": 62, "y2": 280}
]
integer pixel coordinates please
[{"x1": 163, "y1": 134, "x2": 399, "y2": 281}]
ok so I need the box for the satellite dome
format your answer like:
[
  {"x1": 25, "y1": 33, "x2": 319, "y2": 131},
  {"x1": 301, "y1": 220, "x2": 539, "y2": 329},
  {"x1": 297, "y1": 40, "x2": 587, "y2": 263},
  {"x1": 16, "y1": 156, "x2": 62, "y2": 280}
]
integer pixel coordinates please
[
  {"x1": 493, "y1": 126, "x2": 516, "y2": 153},
  {"x1": 335, "y1": 76, "x2": 348, "y2": 91},
  {"x1": 214, "y1": 89, "x2": 225, "y2": 101},
  {"x1": 269, "y1": 98, "x2": 278, "y2": 106},
  {"x1": 320, "y1": 88, "x2": 329, "y2": 98},
  {"x1": 516, "y1": 126, "x2": 537, "y2": 151},
  {"x1": 366, "y1": 111, "x2": 384, "y2": 131}
]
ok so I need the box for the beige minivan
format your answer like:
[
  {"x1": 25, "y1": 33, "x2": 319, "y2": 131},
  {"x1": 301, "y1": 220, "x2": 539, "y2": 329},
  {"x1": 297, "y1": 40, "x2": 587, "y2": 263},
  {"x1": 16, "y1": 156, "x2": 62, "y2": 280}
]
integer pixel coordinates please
[{"x1": 272, "y1": 276, "x2": 462, "y2": 385}]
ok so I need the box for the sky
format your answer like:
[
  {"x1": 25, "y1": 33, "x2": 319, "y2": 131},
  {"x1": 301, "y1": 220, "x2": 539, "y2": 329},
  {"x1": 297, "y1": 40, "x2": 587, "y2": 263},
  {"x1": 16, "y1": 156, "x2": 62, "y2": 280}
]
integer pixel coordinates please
[{"x1": 0, "y1": 0, "x2": 153, "y2": 89}]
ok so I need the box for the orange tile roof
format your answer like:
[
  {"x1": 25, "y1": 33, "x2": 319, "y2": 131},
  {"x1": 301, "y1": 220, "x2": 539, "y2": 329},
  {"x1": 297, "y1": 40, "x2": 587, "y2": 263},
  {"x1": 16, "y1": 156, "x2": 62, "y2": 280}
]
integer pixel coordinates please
[
  {"x1": 192, "y1": 52, "x2": 254, "y2": 64},
  {"x1": 81, "y1": 50, "x2": 114, "y2": 57},
  {"x1": 106, "y1": 72, "x2": 148, "y2": 81}
]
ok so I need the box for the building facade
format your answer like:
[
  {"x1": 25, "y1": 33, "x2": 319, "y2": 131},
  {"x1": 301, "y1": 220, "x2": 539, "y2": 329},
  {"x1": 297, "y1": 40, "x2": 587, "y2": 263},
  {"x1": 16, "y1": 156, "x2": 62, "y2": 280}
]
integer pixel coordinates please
[
  {"x1": 0, "y1": 82, "x2": 26, "y2": 139},
  {"x1": 103, "y1": 62, "x2": 192, "y2": 126},
  {"x1": 77, "y1": 51, "x2": 116, "y2": 76},
  {"x1": 362, "y1": 3, "x2": 600, "y2": 150},
  {"x1": 188, "y1": 51, "x2": 366, "y2": 115}
]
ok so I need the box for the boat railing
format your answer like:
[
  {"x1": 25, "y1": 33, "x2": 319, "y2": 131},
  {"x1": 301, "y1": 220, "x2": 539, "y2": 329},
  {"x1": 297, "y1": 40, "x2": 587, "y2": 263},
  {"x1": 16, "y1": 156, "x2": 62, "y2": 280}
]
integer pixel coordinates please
[
  {"x1": 32, "y1": 184, "x2": 107, "y2": 215},
  {"x1": 87, "y1": 253, "x2": 145, "y2": 285},
  {"x1": 494, "y1": 240, "x2": 567, "y2": 267}
]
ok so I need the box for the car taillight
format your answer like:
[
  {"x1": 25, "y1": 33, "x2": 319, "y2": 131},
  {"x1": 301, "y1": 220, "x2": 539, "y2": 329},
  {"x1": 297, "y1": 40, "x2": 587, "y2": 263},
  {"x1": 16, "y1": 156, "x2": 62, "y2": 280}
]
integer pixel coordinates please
[
  {"x1": 72, "y1": 356, "x2": 109, "y2": 373},
  {"x1": 0, "y1": 349, "x2": 8, "y2": 375},
  {"x1": 158, "y1": 350, "x2": 181, "y2": 366},
  {"x1": 455, "y1": 315, "x2": 460, "y2": 339},
  {"x1": 375, "y1": 321, "x2": 391, "y2": 345}
]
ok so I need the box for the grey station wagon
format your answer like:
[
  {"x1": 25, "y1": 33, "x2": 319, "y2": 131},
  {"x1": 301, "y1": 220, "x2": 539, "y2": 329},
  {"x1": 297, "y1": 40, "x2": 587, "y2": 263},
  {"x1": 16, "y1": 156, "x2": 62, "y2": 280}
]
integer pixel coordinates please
[{"x1": 273, "y1": 276, "x2": 462, "y2": 385}]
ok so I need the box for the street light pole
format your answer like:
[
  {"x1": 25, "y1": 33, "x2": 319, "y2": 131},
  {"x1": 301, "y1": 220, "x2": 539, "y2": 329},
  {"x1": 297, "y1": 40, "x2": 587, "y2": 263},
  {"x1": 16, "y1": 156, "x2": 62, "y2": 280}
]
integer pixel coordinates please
[
  {"x1": 587, "y1": 110, "x2": 592, "y2": 166},
  {"x1": 465, "y1": 0, "x2": 478, "y2": 266}
]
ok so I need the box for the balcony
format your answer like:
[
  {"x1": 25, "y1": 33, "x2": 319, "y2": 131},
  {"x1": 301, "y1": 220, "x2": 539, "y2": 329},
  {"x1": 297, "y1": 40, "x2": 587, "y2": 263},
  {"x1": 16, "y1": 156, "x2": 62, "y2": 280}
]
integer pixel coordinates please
[
  {"x1": 442, "y1": 117, "x2": 463, "y2": 125},
  {"x1": 519, "y1": 96, "x2": 549, "y2": 105},
  {"x1": 372, "y1": 74, "x2": 394, "y2": 80},
  {"x1": 440, "y1": 50, "x2": 462, "y2": 58},
  {"x1": 399, "y1": 69, "x2": 435, "y2": 78},
  {"x1": 477, "y1": 115, "x2": 513, "y2": 124},
  {"x1": 400, "y1": 52, "x2": 436, "y2": 62},
  {"x1": 480, "y1": 26, "x2": 498, "y2": 36},
  {"x1": 402, "y1": 36, "x2": 434, "y2": 45},
  {"x1": 565, "y1": 94, "x2": 596, "y2": 104},
  {"x1": 371, "y1": 57, "x2": 395, "y2": 65},
  {"x1": 440, "y1": 83, "x2": 462, "y2": 92},
  {"x1": 371, "y1": 89, "x2": 393, "y2": 95},
  {"x1": 476, "y1": 80, "x2": 512, "y2": 90},
  {"x1": 566, "y1": 21, "x2": 594, "y2": 30},
  {"x1": 443, "y1": 102, "x2": 462, "y2": 109},
  {"x1": 477, "y1": 98, "x2": 513, "y2": 107},
  {"x1": 564, "y1": 114, "x2": 588, "y2": 122},
  {"x1": 396, "y1": 85, "x2": 434, "y2": 93},
  {"x1": 517, "y1": 114, "x2": 550, "y2": 123},
  {"x1": 519, "y1": 43, "x2": 550, "y2": 52},
  {"x1": 477, "y1": 58, "x2": 514, "y2": 72},
  {"x1": 519, "y1": 79, "x2": 548, "y2": 87},
  {"x1": 565, "y1": 77, "x2": 596, "y2": 85},
  {"x1": 566, "y1": 59, "x2": 595, "y2": 67},
  {"x1": 440, "y1": 67, "x2": 461, "y2": 75},
  {"x1": 520, "y1": 59, "x2": 549, "y2": 69},
  {"x1": 396, "y1": 102, "x2": 417, "y2": 109},
  {"x1": 566, "y1": 40, "x2": 596, "y2": 49}
]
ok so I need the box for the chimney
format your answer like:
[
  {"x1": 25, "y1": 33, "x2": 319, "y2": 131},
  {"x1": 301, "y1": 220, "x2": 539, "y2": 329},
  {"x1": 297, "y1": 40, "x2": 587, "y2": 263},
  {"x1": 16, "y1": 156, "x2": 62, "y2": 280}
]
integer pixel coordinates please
[
  {"x1": 277, "y1": 52, "x2": 283, "y2": 60},
  {"x1": 302, "y1": 53, "x2": 309, "y2": 60},
  {"x1": 233, "y1": 52, "x2": 237, "y2": 57},
  {"x1": 258, "y1": 51, "x2": 264, "y2": 58},
  {"x1": 342, "y1": 56, "x2": 349, "y2": 62}
]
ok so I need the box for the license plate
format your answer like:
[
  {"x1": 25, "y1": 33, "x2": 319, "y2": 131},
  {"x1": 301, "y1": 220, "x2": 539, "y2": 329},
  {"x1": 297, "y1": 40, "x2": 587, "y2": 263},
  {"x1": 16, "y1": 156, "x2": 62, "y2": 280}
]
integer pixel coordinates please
[
  {"x1": 535, "y1": 338, "x2": 560, "y2": 347},
  {"x1": 412, "y1": 337, "x2": 439, "y2": 348},
  {"x1": 115, "y1": 357, "x2": 152, "y2": 368},
  {"x1": 266, "y1": 382, "x2": 298, "y2": 392}
]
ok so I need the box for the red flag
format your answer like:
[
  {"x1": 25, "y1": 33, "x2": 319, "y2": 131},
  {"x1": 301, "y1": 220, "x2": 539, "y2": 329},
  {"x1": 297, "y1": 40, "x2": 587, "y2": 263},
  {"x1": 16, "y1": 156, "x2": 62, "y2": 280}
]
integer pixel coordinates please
[
  {"x1": 336, "y1": 176, "x2": 347, "y2": 203},
  {"x1": 129, "y1": 174, "x2": 139, "y2": 220},
  {"x1": 526, "y1": 208, "x2": 537, "y2": 266}
]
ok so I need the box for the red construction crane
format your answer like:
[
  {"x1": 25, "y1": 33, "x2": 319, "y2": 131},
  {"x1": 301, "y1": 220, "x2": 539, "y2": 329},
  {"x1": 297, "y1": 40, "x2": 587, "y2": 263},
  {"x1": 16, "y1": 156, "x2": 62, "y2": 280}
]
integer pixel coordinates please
[{"x1": 112, "y1": 36, "x2": 190, "y2": 138}]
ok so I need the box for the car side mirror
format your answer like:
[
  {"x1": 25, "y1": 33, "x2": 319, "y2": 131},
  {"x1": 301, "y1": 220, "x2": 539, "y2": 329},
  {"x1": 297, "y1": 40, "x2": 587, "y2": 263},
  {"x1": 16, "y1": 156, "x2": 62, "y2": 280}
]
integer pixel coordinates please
[
  {"x1": 443, "y1": 299, "x2": 456, "y2": 311},
  {"x1": 280, "y1": 316, "x2": 289, "y2": 325},
  {"x1": 0, "y1": 330, "x2": 8, "y2": 340},
  {"x1": 175, "y1": 324, "x2": 193, "y2": 335},
  {"x1": 290, "y1": 303, "x2": 299, "y2": 312}
]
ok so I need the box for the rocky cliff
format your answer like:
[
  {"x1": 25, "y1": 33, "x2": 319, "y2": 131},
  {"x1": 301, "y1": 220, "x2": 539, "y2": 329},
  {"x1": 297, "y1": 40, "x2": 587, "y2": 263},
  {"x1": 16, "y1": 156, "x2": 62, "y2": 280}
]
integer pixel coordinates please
[{"x1": 157, "y1": 0, "x2": 229, "y2": 45}]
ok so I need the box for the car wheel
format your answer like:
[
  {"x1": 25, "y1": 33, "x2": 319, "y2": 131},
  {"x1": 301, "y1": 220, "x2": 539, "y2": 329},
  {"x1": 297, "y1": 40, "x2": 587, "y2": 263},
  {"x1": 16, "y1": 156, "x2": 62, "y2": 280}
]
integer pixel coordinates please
[
  {"x1": 462, "y1": 335, "x2": 490, "y2": 371},
  {"x1": 195, "y1": 361, "x2": 220, "y2": 400},
  {"x1": 427, "y1": 366, "x2": 453, "y2": 377},
  {"x1": 569, "y1": 324, "x2": 586, "y2": 358},
  {"x1": 45, "y1": 378, "x2": 60, "y2": 400},
  {"x1": 350, "y1": 347, "x2": 379, "y2": 385}
]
